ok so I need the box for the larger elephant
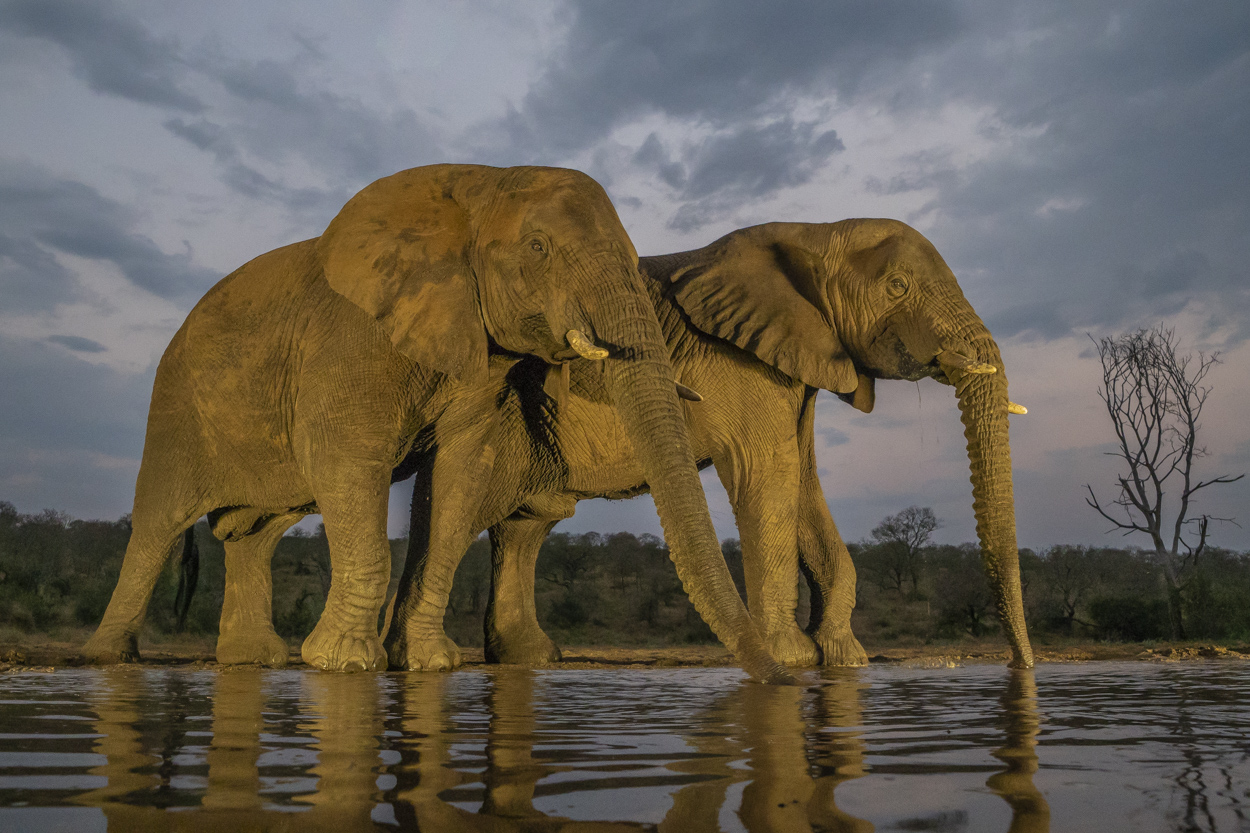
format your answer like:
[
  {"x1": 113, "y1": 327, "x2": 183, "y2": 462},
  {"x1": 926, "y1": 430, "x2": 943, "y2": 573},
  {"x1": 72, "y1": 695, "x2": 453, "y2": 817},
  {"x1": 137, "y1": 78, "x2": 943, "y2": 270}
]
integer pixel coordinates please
[
  {"x1": 81, "y1": 164, "x2": 790, "y2": 682},
  {"x1": 388, "y1": 218, "x2": 1033, "y2": 670}
]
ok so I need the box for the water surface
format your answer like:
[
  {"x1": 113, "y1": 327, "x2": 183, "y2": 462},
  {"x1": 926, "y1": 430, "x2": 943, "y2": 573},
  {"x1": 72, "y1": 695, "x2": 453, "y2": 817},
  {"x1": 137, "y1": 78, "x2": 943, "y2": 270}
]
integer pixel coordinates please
[{"x1": 1, "y1": 661, "x2": 1247, "y2": 831}]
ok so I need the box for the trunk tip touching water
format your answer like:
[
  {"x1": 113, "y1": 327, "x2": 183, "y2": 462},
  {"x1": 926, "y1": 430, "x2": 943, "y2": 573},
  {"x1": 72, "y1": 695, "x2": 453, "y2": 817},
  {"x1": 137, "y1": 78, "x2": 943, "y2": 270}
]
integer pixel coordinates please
[
  {"x1": 952, "y1": 341, "x2": 1035, "y2": 670},
  {"x1": 600, "y1": 306, "x2": 794, "y2": 684}
]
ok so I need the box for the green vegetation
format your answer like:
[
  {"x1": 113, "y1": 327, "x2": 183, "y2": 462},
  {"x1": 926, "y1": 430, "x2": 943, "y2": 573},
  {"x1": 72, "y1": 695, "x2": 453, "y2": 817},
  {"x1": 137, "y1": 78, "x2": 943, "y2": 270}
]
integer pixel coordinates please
[{"x1": 3, "y1": 499, "x2": 1248, "y2": 649}]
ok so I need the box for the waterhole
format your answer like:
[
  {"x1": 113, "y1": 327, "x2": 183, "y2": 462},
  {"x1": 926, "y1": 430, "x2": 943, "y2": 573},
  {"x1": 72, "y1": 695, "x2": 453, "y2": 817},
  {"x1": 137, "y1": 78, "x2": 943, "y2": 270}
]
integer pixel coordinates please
[{"x1": 0, "y1": 661, "x2": 1247, "y2": 831}]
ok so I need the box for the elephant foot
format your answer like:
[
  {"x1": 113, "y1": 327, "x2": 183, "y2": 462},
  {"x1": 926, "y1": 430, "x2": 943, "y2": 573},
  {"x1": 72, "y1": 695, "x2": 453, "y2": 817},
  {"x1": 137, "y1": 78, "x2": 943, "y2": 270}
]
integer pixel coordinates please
[
  {"x1": 485, "y1": 623, "x2": 562, "y2": 665},
  {"x1": 217, "y1": 628, "x2": 290, "y2": 667},
  {"x1": 80, "y1": 626, "x2": 140, "y2": 664},
  {"x1": 384, "y1": 628, "x2": 463, "y2": 671},
  {"x1": 301, "y1": 621, "x2": 387, "y2": 672},
  {"x1": 765, "y1": 624, "x2": 821, "y2": 667},
  {"x1": 814, "y1": 624, "x2": 869, "y2": 667}
]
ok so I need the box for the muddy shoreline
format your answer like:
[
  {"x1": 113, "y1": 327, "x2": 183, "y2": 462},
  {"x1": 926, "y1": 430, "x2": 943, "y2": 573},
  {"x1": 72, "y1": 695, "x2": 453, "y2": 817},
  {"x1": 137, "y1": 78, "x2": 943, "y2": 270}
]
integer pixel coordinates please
[{"x1": 3, "y1": 637, "x2": 1248, "y2": 672}]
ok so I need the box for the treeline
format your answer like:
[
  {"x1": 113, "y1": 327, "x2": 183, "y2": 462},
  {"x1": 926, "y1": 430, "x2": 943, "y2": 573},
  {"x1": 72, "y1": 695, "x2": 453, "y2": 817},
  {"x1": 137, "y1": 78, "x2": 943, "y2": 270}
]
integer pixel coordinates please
[
  {"x1": 851, "y1": 541, "x2": 1250, "y2": 645},
  {"x1": 3, "y1": 500, "x2": 1249, "y2": 647}
]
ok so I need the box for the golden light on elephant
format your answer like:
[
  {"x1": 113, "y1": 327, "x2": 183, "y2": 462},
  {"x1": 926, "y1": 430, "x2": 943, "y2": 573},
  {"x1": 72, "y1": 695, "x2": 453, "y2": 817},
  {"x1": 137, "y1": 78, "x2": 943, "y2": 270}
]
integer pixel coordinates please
[
  {"x1": 80, "y1": 163, "x2": 792, "y2": 683},
  {"x1": 406, "y1": 217, "x2": 1037, "y2": 669}
]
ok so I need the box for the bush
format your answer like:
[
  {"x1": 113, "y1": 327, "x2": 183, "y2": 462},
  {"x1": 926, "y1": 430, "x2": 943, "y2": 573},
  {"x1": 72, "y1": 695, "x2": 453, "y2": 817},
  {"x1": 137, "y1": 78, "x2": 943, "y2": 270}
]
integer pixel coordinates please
[
  {"x1": 546, "y1": 591, "x2": 589, "y2": 629},
  {"x1": 1088, "y1": 596, "x2": 1168, "y2": 641},
  {"x1": 276, "y1": 589, "x2": 323, "y2": 639}
]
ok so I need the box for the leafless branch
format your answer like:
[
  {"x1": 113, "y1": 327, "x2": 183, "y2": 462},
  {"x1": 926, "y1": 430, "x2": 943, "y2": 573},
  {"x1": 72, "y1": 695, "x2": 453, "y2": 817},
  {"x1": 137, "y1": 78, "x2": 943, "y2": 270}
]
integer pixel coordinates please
[{"x1": 1084, "y1": 324, "x2": 1243, "y2": 631}]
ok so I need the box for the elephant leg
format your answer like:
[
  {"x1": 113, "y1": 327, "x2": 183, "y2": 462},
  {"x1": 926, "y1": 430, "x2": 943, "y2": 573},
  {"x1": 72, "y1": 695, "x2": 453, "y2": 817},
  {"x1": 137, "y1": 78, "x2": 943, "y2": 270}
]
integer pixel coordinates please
[
  {"x1": 301, "y1": 463, "x2": 394, "y2": 672},
  {"x1": 386, "y1": 411, "x2": 500, "y2": 671},
  {"x1": 82, "y1": 489, "x2": 205, "y2": 662},
  {"x1": 484, "y1": 497, "x2": 576, "y2": 665},
  {"x1": 216, "y1": 512, "x2": 303, "y2": 667},
  {"x1": 796, "y1": 393, "x2": 867, "y2": 667},
  {"x1": 82, "y1": 525, "x2": 190, "y2": 662},
  {"x1": 715, "y1": 436, "x2": 819, "y2": 667}
]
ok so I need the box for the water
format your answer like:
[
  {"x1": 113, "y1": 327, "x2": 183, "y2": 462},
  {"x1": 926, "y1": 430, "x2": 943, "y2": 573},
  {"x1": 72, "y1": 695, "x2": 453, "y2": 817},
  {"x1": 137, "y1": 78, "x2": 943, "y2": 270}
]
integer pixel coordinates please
[{"x1": 0, "y1": 661, "x2": 1247, "y2": 831}]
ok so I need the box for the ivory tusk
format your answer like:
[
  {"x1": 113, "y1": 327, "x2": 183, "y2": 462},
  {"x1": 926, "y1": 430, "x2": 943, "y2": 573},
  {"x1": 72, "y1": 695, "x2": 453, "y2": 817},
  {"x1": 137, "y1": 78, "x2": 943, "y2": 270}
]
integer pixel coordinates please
[
  {"x1": 675, "y1": 383, "x2": 703, "y2": 402},
  {"x1": 566, "y1": 329, "x2": 609, "y2": 360},
  {"x1": 1008, "y1": 401, "x2": 1027, "y2": 415},
  {"x1": 936, "y1": 350, "x2": 997, "y2": 375}
]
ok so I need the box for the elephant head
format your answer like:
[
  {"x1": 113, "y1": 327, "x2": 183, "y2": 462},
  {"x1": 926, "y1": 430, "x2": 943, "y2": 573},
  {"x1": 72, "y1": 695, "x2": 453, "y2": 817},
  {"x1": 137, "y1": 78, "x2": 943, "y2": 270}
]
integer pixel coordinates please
[
  {"x1": 660, "y1": 219, "x2": 1034, "y2": 668},
  {"x1": 318, "y1": 164, "x2": 791, "y2": 682}
]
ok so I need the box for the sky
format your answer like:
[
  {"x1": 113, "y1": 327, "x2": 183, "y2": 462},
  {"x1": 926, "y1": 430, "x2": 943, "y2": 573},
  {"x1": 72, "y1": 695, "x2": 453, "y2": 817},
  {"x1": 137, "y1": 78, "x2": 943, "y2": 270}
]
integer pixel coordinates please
[{"x1": 1, "y1": 0, "x2": 1247, "y2": 552}]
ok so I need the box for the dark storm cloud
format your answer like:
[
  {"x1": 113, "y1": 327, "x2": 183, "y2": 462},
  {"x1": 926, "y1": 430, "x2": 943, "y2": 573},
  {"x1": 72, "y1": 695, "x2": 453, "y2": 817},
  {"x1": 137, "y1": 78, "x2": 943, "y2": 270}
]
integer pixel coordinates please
[
  {"x1": 0, "y1": 160, "x2": 218, "y2": 307},
  {"x1": 0, "y1": 0, "x2": 201, "y2": 111},
  {"x1": 513, "y1": 0, "x2": 962, "y2": 152},
  {"x1": 482, "y1": 0, "x2": 959, "y2": 228},
  {"x1": 892, "y1": 1, "x2": 1250, "y2": 339},
  {"x1": 507, "y1": 0, "x2": 1249, "y2": 341}
]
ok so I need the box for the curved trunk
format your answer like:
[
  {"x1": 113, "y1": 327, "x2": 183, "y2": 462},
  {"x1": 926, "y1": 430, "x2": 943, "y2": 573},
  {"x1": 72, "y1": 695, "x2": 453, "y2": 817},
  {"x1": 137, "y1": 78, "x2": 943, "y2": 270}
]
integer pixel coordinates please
[
  {"x1": 947, "y1": 321, "x2": 1035, "y2": 669},
  {"x1": 596, "y1": 292, "x2": 793, "y2": 684}
]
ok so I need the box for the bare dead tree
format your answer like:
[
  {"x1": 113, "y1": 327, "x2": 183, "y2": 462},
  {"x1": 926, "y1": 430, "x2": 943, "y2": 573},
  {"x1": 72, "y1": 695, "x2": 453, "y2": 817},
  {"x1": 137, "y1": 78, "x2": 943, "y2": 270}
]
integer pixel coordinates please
[{"x1": 1085, "y1": 326, "x2": 1244, "y2": 639}]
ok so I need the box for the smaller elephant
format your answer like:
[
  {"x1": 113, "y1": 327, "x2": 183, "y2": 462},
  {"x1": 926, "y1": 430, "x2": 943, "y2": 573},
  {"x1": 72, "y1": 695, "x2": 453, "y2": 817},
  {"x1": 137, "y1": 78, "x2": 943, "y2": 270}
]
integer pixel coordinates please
[
  {"x1": 82, "y1": 164, "x2": 790, "y2": 682},
  {"x1": 392, "y1": 218, "x2": 1034, "y2": 669}
]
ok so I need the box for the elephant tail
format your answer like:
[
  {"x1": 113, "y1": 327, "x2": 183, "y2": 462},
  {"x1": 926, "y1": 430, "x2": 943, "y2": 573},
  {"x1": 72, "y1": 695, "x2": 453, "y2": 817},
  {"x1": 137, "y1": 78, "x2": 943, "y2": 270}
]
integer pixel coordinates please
[{"x1": 173, "y1": 527, "x2": 200, "y2": 632}]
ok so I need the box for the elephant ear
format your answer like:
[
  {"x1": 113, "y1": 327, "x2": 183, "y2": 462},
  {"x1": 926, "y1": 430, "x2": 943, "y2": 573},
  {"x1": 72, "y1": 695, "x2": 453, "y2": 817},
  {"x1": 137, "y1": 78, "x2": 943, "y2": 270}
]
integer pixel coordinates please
[
  {"x1": 316, "y1": 167, "x2": 488, "y2": 383},
  {"x1": 836, "y1": 373, "x2": 876, "y2": 413},
  {"x1": 665, "y1": 231, "x2": 859, "y2": 394}
]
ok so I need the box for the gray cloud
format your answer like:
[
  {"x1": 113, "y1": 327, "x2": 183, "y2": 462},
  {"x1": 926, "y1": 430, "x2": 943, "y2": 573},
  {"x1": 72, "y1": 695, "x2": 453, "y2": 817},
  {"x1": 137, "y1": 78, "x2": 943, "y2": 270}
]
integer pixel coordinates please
[
  {"x1": 0, "y1": 0, "x2": 201, "y2": 111},
  {"x1": 0, "y1": 335, "x2": 148, "y2": 460},
  {"x1": 511, "y1": 0, "x2": 961, "y2": 153},
  {"x1": 901, "y1": 1, "x2": 1250, "y2": 340},
  {"x1": 817, "y1": 425, "x2": 850, "y2": 447},
  {"x1": 197, "y1": 54, "x2": 442, "y2": 180},
  {"x1": 0, "y1": 160, "x2": 218, "y2": 307},
  {"x1": 161, "y1": 49, "x2": 444, "y2": 221},
  {"x1": 47, "y1": 335, "x2": 106, "y2": 353},
  {"x1": 475, "y1": 0, "x2": 957, "y2": 230},
  {"x1": 652, "y1": 118, "x2": 844, "y2": 231},
  {"x1": 8, "y1": 0, "x2": 443, "y2": 223},
  {"x1": 0, "y1": 335, "x2": 151, "y2": 520},
  {"x1": 500, "y1": 0, "x2": 1250, "y2": 340}
]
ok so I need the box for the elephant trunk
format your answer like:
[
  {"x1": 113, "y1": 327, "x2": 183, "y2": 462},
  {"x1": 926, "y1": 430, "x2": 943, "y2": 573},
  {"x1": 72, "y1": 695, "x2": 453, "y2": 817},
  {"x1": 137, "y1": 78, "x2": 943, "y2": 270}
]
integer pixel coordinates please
[
  {"x1": 595, "y1": 291, "x2": 793, "y2": 684},
  {"x1": 943, "y1": 313, "x2": 1035, "y2": 669}
]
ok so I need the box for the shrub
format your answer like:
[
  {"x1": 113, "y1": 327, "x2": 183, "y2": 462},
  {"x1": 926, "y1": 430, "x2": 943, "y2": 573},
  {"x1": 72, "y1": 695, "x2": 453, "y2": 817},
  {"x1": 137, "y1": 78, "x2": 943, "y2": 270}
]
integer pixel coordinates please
[{"x1": 1088, "y1": 596, "x2": 1168, "y2": 641}]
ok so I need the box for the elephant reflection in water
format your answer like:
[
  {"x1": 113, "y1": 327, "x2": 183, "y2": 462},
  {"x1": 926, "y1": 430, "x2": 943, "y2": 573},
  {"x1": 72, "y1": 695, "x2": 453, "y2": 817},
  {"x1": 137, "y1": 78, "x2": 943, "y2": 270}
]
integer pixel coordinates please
[
  {"x1": 72, "y1": 668, "x2": 279, "y2": 831},
  {"x1": 988, "y1": 671, "x2": 1051, "y2": 833},
  {"x1": 382, "y1": 670, "x2": 878, "y2": 831},
  {"x1": 658, "y1": 670, "x2": 874, "y2": 833},
  {"x1": 71, "y1": 669, "x2": 1048, "y2": 830}
]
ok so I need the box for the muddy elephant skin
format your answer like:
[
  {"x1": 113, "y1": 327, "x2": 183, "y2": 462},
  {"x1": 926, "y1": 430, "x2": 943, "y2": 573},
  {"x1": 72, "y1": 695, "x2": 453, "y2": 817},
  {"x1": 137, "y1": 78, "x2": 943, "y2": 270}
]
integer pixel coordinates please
[
  {"x1": 420, "y1": 219, "x2": 1034, "y2": 669},
  {"x1": 80, "y1": 164, "x2": 791, "y2": 681}
]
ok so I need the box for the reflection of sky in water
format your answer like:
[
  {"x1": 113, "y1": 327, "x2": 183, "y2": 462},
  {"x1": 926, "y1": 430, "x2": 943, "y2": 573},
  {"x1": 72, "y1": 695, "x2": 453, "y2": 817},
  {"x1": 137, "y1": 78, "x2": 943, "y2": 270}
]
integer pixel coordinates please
[{"x1": 0, "y1": 662, "x2": 1247, "y2": 831}]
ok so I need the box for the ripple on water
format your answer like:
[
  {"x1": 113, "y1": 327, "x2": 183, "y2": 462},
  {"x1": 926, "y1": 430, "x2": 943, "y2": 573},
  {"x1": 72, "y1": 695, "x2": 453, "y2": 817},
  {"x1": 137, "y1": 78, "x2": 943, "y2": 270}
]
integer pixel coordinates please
[{"x1": 0, "y1": 661, "x2": 1246, "y2": 831}]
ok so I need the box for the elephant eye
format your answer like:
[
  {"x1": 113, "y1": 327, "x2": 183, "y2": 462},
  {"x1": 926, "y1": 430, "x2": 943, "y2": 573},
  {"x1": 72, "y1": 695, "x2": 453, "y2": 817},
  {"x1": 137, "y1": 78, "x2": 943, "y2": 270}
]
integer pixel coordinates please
[
  {"x1": 887, "y1": 275, "x2": 909, "y2": 297},
  {"x1": 529, "y1": 239, "x2": 547, "y2": 255}
]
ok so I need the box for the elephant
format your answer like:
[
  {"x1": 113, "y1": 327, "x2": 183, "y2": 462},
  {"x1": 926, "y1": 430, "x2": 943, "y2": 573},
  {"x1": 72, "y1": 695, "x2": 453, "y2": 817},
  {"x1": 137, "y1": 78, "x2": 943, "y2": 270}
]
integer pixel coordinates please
[
  {"x1": 80, "y1": 163, "x2": 791, "y2": 682},
  {"x1": 387, "y1": 218, "x2": 1034, "y2": 669}
]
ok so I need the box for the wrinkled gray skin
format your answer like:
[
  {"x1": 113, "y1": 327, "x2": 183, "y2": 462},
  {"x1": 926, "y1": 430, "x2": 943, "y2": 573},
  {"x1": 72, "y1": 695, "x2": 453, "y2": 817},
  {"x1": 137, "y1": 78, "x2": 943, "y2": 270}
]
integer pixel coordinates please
[
  {"x1": 80, "y1": 164, "x2": 790, "y2": 682},
  {"x1": 399, "y1": 219, "x2": 1033, "y2": 669}
]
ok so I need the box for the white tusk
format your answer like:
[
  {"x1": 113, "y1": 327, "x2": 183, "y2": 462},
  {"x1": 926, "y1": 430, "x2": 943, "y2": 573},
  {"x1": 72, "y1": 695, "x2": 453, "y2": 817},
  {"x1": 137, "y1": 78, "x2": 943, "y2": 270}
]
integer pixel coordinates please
[
  {"x1": 566, "y1": 329, "x2": 609, "y2": 360},
  {"x1": 675, "y1": 383, "x2": 703, "y2": 402},
  {"x1": 937, "y1": 350, "x2": 997, "y2": 375},
  {"x1": 1008, "y1": 401, "x2": 1027, "y2": 415}
]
